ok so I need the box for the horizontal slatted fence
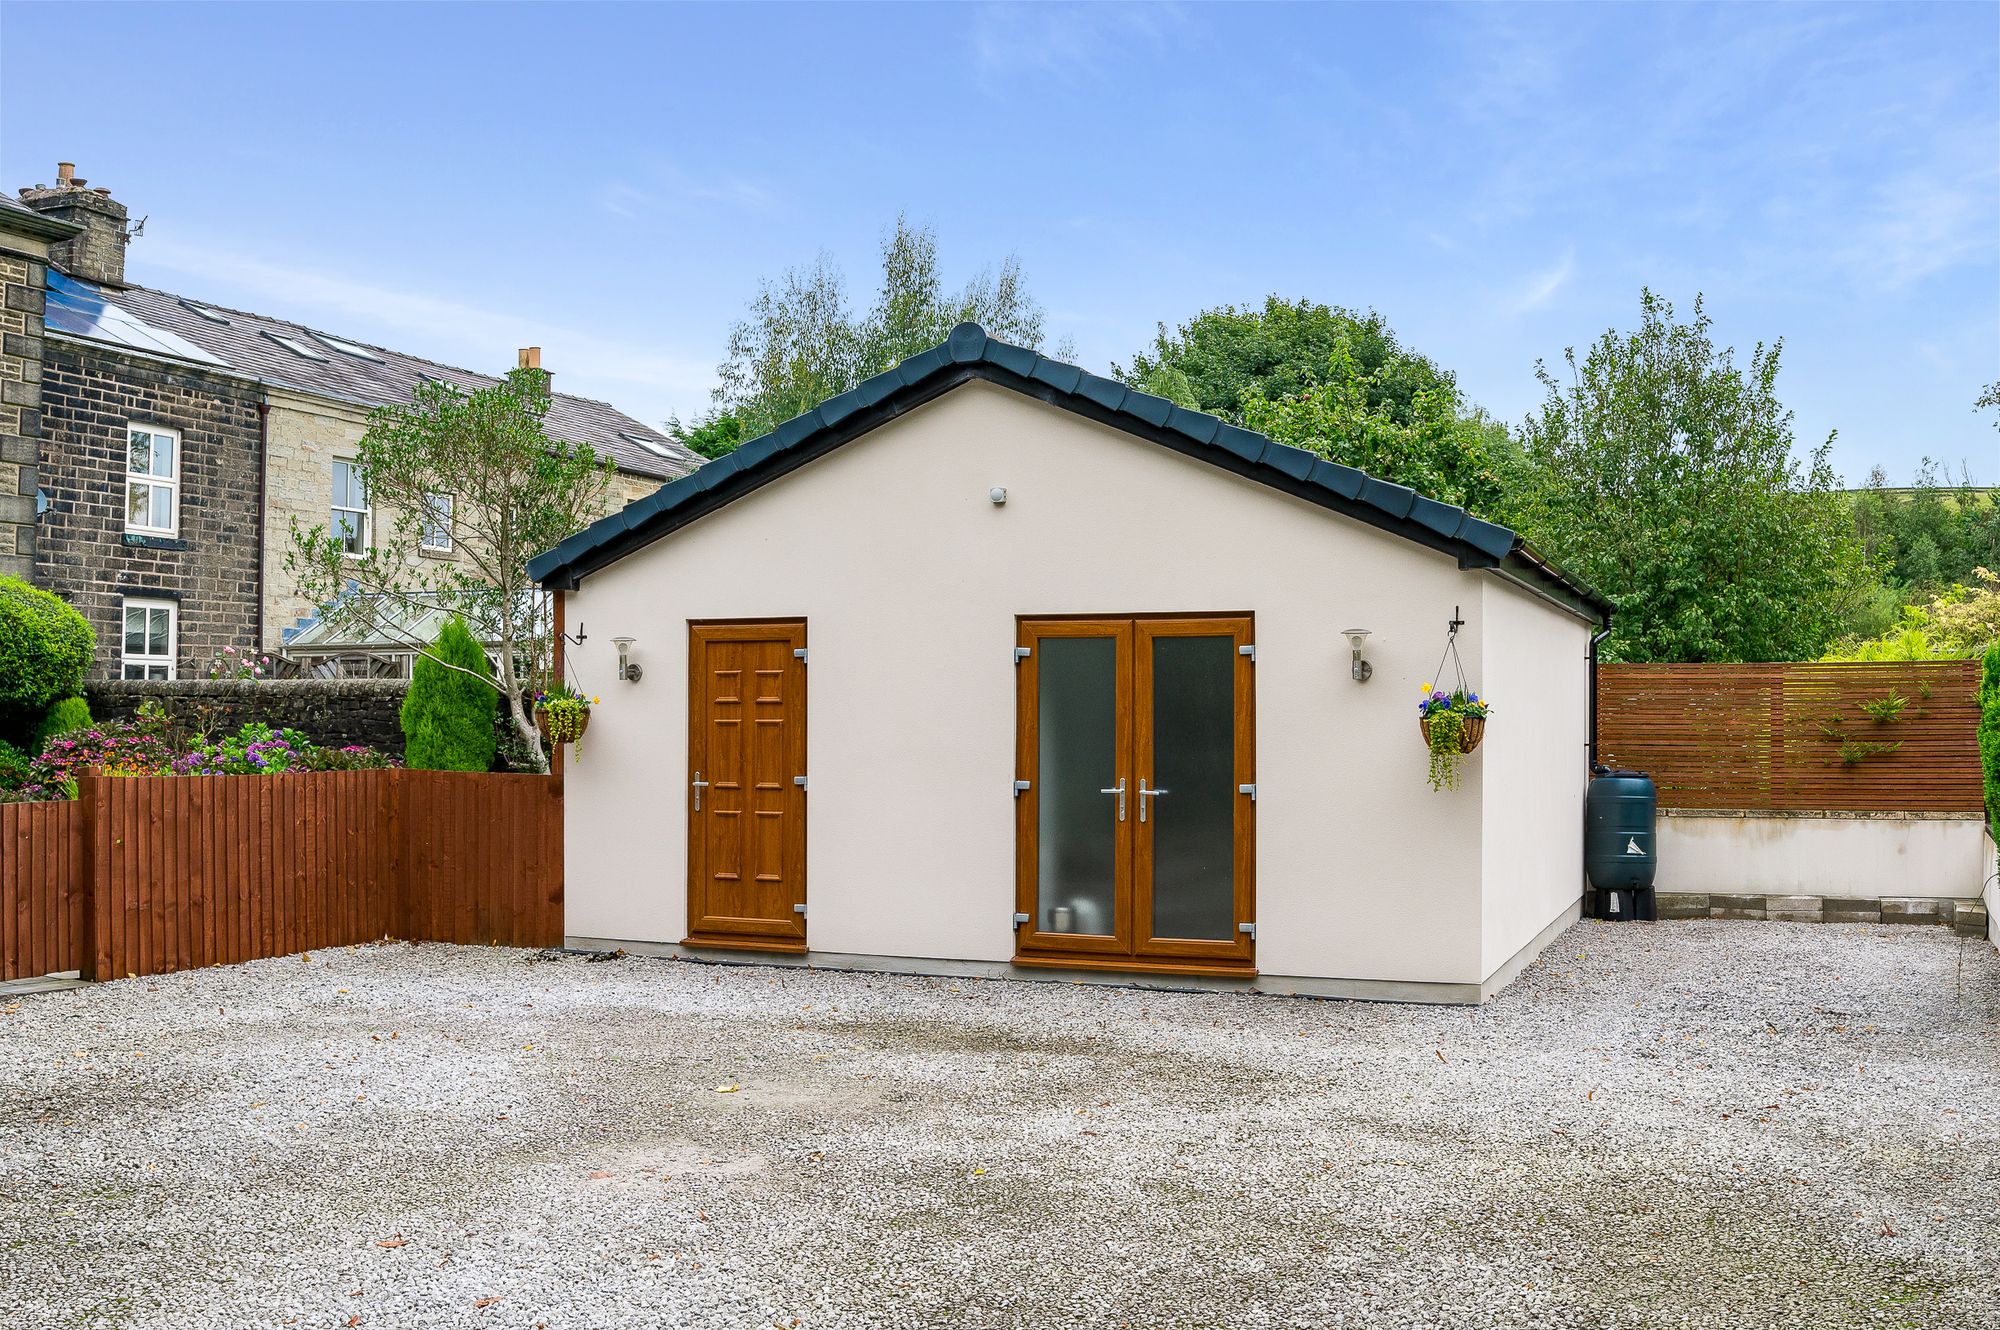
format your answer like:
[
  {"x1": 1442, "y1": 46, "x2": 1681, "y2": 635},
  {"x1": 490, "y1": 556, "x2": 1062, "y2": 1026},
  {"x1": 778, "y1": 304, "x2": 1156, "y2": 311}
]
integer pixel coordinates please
[
  {"x1": 1596, "y1": 661, "x2": 1984, "y2": 812},
  {"x1": 3, "y1": 770, "x2": 562, "y2": 983}
]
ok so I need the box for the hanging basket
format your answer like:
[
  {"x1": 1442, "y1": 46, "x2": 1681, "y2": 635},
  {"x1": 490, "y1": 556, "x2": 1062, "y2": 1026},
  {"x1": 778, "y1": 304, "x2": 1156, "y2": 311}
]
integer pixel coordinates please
[
  {"x1": 1420, "y1": 714, "x2": 1485, "y2": 753},
  {"x1": 535, "y1": 705, "x2": 590, "y2": 747}
]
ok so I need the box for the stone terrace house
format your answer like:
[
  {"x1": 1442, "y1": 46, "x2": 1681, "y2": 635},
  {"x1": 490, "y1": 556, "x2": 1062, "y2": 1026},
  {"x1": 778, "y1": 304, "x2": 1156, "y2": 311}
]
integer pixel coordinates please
[{"x1": 0, "y1": 164, "x2": 699, "y2": 681}]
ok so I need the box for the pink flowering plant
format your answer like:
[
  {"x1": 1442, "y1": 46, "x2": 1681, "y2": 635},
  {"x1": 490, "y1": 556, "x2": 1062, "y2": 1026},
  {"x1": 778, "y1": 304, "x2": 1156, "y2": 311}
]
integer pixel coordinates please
[
  {"x1": 205, "y1": 644, "x2": 275, "y2": 681},
  {"x1": 7, "y1": 717, "x2": 396, "y2": 800}
]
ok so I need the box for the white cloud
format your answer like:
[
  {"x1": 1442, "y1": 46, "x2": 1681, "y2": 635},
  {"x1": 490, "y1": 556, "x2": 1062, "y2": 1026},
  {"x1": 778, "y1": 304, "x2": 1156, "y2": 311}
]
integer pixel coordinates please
[
  {"x1": 1513, "y1": 248, "x2": 1576, "y2": 313},
  {"x1": 594, "y1": 163, "x2": 777, "y2": 220},
  {"x1": 970, "y1": 2, "x2": 1188, "y2": 88}
]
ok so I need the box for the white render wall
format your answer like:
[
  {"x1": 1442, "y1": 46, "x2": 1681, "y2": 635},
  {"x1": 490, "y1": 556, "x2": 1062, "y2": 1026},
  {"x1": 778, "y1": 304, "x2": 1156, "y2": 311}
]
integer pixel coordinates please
[
  {"x1": 1478, "y1": 576, "x2": 1592, "y2": 978},
  {"x1": 1657, "y1": 812, "x2": 1991, "y2": 901},
  {"x1": 559, "y1": 381, "x2": 1592, "y2": 992}
]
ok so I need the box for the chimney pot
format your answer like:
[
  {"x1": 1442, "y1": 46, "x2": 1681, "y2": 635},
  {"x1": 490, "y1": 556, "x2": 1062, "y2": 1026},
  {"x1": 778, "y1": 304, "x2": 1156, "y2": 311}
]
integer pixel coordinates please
[
  {"x1": 518, "y1": 347, "x2": 542, "y2": 370},
  {"x1": 56, "y1": 162, "x2": 74, "y2": 185}
]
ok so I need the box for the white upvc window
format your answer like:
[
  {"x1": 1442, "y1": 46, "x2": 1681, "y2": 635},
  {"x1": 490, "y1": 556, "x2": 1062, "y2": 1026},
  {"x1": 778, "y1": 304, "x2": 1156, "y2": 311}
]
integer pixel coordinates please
[
  {"x1": 332, "y1": 460, "x2": 370, "y2": 557},
  {"x1": 120, "y1": 598, "x2": 177, "y2": 680},
  {"x1": 125, "y1": 424, "x2": 179, "y2": 536},
  {"x1": 420, "y1": 492, "x2": 454, "y2": 553}
]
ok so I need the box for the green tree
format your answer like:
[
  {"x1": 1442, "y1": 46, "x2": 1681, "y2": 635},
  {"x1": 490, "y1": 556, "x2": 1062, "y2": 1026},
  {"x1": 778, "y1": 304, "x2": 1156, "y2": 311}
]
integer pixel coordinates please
[
  {"x1": 1514, "y1": 290, "x2": 1865, "y2": 662},
  {"x1": 713, "y1": 215, "x2": 1058, "y2": 439},
  {"x1": 400, "y1": 617, "x2": 497, "y2": 771},
  {"x1": 1117, "y1": 297, "x2": 1458, "y2": 426},
  {"x1": 289, "y1": 366, "x2": 612, "y2": 770},
  {"x1": 1239, "y1": 339, "x2": 1527, "y2": 517},
  {"x1": 666, "y1": 411, "x2": 745, "y2": 461},
  {"x1": 0, "y1": 576, "x2": 94, "y2": 746}
]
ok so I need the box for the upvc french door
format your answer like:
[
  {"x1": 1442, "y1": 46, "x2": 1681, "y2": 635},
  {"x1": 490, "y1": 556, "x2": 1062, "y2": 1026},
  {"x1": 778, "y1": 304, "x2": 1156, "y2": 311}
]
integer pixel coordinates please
[{"x1": 1014, "y1": 615, "x2": 1255, "y2": 973}]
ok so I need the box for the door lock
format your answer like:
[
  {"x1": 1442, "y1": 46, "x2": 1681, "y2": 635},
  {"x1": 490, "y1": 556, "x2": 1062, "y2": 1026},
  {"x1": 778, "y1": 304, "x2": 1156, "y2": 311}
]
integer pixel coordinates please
[
  {"x1": 1099, "y1": 777, "x2": 1127, "y2": 821},
  {"x1": 691, "y1": 770, "x2": 708, "y2": 812},
  {"x1": 1139, "y1": 780, "x2": 1169, "y2": 822}
]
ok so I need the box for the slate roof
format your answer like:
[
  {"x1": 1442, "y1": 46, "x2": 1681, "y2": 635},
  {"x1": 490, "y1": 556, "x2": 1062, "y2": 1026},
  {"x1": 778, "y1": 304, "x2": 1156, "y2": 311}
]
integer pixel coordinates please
[
  {"x1": 42, "y1": 273, "x2": 700, "y2": 481},
  {"x1": 528, "y1": 322, "x2": 1611, "y2": 621}
]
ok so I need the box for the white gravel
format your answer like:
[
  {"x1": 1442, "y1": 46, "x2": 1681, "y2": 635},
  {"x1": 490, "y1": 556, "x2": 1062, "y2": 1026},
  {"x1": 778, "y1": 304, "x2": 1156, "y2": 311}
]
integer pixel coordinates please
[{"x1": 2, "y1": 920, "x2": 1996, "y2": 1330}]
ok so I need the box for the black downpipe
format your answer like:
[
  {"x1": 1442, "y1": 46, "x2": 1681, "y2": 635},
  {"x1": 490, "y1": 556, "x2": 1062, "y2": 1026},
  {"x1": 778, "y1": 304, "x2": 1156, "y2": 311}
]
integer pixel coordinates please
[{"x1": 1588, "y1": 615, "x2": 1614, "y2": 774}]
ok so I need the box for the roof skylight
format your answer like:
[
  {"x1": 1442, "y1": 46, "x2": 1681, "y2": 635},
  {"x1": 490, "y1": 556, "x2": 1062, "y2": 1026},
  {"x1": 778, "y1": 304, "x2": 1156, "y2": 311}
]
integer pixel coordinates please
[
  {"x1": 262, "y1": 330, "x2": 328, "y2": 361},
  {"x1": 621, "y1": 430, "x2": 681, "y2": 458},
  {"x1": 313, "y1": 333, "x2": 385, "y2": 363},
  {"x1": 179, "y1": 299, "x2": 231, "y2": 325}
]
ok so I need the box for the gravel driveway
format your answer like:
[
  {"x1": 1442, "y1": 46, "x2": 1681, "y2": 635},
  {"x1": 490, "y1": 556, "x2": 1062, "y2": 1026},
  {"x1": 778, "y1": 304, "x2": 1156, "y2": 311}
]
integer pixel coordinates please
[{"x1": 2, "y1": 920, "x2": 1996, "y2": 1330}]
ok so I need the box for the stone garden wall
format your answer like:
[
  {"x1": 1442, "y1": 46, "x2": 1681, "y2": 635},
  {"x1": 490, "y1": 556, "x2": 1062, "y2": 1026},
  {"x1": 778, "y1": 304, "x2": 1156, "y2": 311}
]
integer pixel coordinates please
[{"x1": 85, "y1": 679, "x2": 409, "y2": 755}]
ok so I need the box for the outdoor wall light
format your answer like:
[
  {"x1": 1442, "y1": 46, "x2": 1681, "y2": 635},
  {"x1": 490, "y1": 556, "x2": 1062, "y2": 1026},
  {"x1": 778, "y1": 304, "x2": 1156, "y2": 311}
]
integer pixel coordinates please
[
  {"x1": 1343, "y1": 628, "x2": 1373, "y2": 682},
  {"x1": 612, "y1": 636, "x2": 642, "y2": 683},
  {"x1": 989, "y1": 486, "x2": 1008, "y2": 505}
]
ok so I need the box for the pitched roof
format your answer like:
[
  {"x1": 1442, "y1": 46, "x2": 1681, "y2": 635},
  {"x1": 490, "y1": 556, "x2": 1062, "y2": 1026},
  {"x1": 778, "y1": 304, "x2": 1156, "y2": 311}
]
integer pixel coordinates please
[
  {"x1": 42, "y1": 272, "x2": 700, "y2": 481},
  {"x1": 528, "y1": 323, "x2": 1610, "y2": 622},
  {"x1": 0, "y1": 193, "x2": 85, "y2": 242}
]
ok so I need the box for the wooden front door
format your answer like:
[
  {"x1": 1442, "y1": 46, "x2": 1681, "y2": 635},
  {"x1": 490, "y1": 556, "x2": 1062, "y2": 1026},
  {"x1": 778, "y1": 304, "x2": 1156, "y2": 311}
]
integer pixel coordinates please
[
  {"x1": 1015, "y1": 615, "x2": 1255, "y2": 974},
  {"x1": 687, "y1": 621, "x2": 807, "y2": 951}
]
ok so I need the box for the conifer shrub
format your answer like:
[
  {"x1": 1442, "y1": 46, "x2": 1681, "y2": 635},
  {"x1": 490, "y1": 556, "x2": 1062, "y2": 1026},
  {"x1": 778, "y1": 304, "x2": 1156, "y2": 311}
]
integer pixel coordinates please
[{"x1": 400, "y1": 617, "x2": 498, "y2": 771}]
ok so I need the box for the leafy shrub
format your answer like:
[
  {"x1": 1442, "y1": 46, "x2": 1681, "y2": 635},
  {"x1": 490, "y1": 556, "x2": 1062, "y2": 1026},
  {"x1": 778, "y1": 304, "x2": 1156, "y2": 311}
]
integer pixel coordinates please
[
  {"x1": 0, "y1": 577, "x2": 94, "y2": 744},
  {"x1": 401, "y1": 617, "x2": 498, "y2": 772},
  {"x1": 0, "y1": 739, "x2": 30, "y2": 792},
  {"x1": 22, "y1": 722, "x2": 176, "y2": 799},
  {"x1": 32, "y1": 696, "x2": 93, "y2": 750},
  {"x1": 173, "y1": 722, "x2": 311, "y2": 775},
  {"x1": 1979, "y1": 642, "x2": 2000, "y2": 842},
  {"x1": 300, "y1": 744, "x2": 398, "y2": 772}
]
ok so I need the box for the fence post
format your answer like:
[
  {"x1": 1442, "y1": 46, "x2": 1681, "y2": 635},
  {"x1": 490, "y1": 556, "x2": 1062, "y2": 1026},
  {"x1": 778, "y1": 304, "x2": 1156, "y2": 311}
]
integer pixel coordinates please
[
  {"x1": 77, "y1": 768, "x2": 109, "y2": 982},
  {"x1": 385, "y1": 767, "x2": 406, "y2": 942}
]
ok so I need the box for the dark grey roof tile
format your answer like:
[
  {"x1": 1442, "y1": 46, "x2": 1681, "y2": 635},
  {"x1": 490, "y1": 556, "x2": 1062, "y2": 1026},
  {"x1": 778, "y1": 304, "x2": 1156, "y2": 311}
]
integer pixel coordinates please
[{"x1": 69, "y1": 279, "x2": 699, "y2": 481}]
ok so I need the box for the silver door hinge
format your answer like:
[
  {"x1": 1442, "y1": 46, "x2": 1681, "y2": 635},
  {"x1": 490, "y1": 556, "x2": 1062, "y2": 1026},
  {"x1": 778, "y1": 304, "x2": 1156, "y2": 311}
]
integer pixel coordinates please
[
  {"x1": 1238, "y1": 921, "x2": 1257, "y2": 940},
  {"x1": 794, "y1": 902, "x2": 808, "y2": 916},
  {"x1": 793, "y1": 775, "x2": 808, "y2": 790},
  {"x1": 794, "y1": 648, "x2": 809, "y2": 664},
  {"x1": 1238, "y1": 783, "x2": 1257, "y2": 801},
  {"x1": 1013, "y1": 779, "x2": 1031, "y2": 797},
  {"x1": 1014, "y1": 646, "x2": 1032, "y2": 664},
  {"x1": 1239, "y1": 644, "x2": 1257, "y2": 663},
  {"x1": 1012, "y1": 912, "x2": 1030, "y2": 930}
]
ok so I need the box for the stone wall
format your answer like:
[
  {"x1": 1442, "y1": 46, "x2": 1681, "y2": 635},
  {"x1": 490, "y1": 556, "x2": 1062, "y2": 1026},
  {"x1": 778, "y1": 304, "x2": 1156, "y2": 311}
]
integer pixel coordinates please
[
  {"x1": 37, "y1": 341, "x2": 263, "y2": 677},
  {"x1": 85, "y1": 679, "x2": 410, "y2": 755},
  {"x1": 0, "y1": 236, "x2": 49, "y2": 583}
]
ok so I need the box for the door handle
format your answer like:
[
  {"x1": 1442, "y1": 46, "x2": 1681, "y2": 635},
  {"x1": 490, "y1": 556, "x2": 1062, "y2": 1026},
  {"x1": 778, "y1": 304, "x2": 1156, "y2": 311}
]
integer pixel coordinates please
[
  {"x1": 691, "y1": 770, "x2": 708, "y2": 812},
  {"x1": 1139, "y1": 780, "x2": 1169, "y2": 822},
  {"x1": 1099, "y1": 777, "x2": 1126, "y2": 821}
]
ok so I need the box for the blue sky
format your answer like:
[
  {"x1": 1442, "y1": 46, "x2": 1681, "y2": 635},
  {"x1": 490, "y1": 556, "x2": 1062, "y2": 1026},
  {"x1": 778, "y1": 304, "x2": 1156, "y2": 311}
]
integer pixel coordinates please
[{"x1": 3, "y1": 2, "x2": 1994, "y2": 482}]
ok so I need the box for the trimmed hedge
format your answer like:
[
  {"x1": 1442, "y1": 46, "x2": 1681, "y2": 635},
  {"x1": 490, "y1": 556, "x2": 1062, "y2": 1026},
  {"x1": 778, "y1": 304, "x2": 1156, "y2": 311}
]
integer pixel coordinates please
[
  {"x1": 32, "y1": 695, "x2": 93, "y2": 751},
  {"x1": 0, "y1": 576, "x2": 94, "y2": 746}
]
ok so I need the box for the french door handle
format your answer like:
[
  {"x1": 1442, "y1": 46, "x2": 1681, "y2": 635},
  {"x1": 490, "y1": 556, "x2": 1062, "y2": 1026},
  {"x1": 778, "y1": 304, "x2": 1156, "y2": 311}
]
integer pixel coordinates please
[
  {"x1": 1139, "y1": 781, "x2": 1169, "y2": 822},
  {"x1": 691, "y1": 770, "x2": 708, "y2": 812},
  {"x1": 1099, "y1": 777, "x2": 1126, "y2": 821}
]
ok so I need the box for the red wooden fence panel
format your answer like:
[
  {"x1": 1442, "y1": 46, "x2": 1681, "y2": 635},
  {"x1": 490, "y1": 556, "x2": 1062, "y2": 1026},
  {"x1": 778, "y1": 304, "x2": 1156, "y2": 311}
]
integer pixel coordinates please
[
  {"x1": 1, "y1": 801, "x2": 85, "y2": 980},
  {"x1": 1596, "y1": 661, "x2": 1984, "y2": 813},
  {"x1": 398, "y1": 771, "x2": 563, "y2": 947},
  {"x1": 5, "y1": 771, "x2": 563, "y2": 982}
]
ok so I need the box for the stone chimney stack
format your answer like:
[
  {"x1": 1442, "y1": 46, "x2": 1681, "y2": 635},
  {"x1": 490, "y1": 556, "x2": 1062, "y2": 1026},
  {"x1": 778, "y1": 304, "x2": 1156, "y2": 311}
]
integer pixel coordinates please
[{"x1": 17, "y1": 162, "x2": 133, "y2": 286}]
